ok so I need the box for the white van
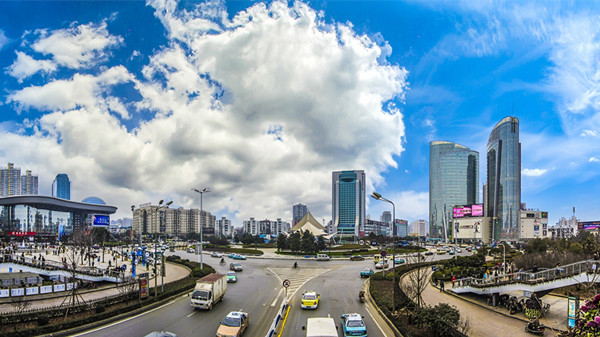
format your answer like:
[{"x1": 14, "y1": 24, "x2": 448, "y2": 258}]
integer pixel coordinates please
[
  {"x1": 303, "y1": 317, "x2": 338, "y2": 337},
  {"x1": 316, "y1": 254, "x2": 331, "y2": 261}
]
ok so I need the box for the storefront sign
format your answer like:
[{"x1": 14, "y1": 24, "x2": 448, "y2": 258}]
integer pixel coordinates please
[{"x1": 8, "y1": 231, "x2": 36, "y2": 236}]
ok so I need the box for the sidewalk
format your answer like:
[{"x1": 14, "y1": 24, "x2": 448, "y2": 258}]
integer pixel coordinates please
[
  {"x1": 401, "y1": 271, "x2": 564, "y2": 337},
  {"x1": 0, "y1": 246, "x2": 190, "y2": 313}
]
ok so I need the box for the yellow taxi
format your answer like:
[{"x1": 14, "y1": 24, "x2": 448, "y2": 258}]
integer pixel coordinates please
[
  {"x1": 301, "y1": 291, "x2": 320, "y2": 309},
  {"x1": 216, "y1": 311, "x2": 249, "y2": 337}
]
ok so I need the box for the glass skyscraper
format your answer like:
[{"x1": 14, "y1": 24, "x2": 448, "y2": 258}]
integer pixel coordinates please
[
  {"x1": 332, "y1": 170, "x2": 365, "y2": 236},
  {"x1": 429, "y1": 141, "x2": 479, "y2": 240},
  {"x1": 292, "y1": 203, "x2": 308, "y2": 226},
  {"x1": 52, "y1": 174, "x2": 71, "y2": 200},
  {"x1": 486, "y1": 116, "x2": 521, "y2": 241}
]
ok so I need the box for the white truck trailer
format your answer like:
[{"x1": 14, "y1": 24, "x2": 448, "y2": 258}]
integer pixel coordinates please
[{"x1": 190, "y1": 273, "x2": 227, "y2": 310}]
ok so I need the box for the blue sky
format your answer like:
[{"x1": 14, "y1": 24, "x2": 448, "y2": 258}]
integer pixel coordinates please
[{"x1": 0, "y1": 0, "x2": 599, "y2": 228}]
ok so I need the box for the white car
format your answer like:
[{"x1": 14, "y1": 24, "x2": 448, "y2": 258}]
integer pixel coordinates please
[{"x1": 211, "y1": 252, "x2": 223, "y2": 258}]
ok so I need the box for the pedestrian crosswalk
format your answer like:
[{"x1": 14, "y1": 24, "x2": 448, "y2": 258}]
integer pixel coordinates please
[{"x1": 267, "y1": 267, "x2": 330, "y2": 300}]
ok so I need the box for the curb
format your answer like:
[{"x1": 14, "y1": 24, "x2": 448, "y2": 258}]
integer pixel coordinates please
[
  {"x1": 365, "y1": 278, "x2": 403, "y2": 337},
  {"x1": 433, "y1": 281, "x2": 567, "y2": 334},
  {"x1": 38, "y1": 263, "x2": 193, "y2": 337}
]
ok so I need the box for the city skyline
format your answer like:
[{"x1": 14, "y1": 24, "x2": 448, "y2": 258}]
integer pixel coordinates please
[{"x1": 0, "y1": 1, "x2": 599, "y2": 226}]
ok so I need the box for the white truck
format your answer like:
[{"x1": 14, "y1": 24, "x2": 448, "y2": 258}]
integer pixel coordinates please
[
  {"x1": 303, "y1": 317, "x2": 339, "y2": 337},
  {"x1": 190, "y1": 273, "x2": 227, "y2": 310}
]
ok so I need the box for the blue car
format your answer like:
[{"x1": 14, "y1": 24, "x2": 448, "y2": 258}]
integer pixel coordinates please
[
  {"x1": 228, "y1": 253, "x2": 238, "y2": 258},
  {"x1": 341, "y1": 313, "x2": 367, "y2": 337},
  {"x1": 233, "y1": 254, "x2": 247, "y2": 260},
  {"x1": 360, "y1": 268, "x2": 374, "y2": 278},
  {"x1": 394, "y1": 258, "x2": 405, "y2": 264}
]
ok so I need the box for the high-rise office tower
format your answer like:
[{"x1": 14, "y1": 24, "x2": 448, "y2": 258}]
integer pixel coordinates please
[
  {"x1": 332, "y1": 170, "x2": 366, "y2": 236},
  {"x1": 292, "y1": 203, "x2": 308, "y2": 226},
  {"x1": 0, "y1": 163, "x2": 21, "y2": 196},
  {"x1": 381, "y1": 211, "x2": 392, "y2": 226},
  {"x1": 52, "y1": 174, "x2": 71, "y2": 200},
  {"x1": 486, "y1": 116, "x2": 521, "y2": 241},
  {"x1": 429, "y1": 141, "x2": 479, "y2": 240},
  {"x1": 20, "y1": 170, "x2": 38, "y2": 195}
]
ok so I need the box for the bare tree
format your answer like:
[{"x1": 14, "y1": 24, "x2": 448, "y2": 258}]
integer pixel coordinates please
[
  {"x1": 401, "y1": 253, "x2": 433, "y2": 308},
  {"x1": 9, "y1": 295, "x2": 31, "y2": 314},
  {"x1": 60, "y1": 231, "x2": 88, "y2": 319},
  {"x1": 116, "y1": 275, "x2": 138, "y2": 296},
  {"x1": 458, "y1": 315, "x2": 471, "y2": 335}
]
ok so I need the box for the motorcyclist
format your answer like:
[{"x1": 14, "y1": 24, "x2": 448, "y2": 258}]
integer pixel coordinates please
[
  {"x1": 220, "y1": 258, "x2": 225, "y2": 265},
  {"x1": 293, "y1": 262, "x2": 298, "y2": 269}
]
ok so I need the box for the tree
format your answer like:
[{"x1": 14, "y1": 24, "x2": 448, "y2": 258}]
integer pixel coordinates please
[
  {"x1": 289, "y1": 232, "x2": 301, "y2": 253},
  {"x1": 300, "y1": 231, "x2": 316, "y2": 254},
  {"x1": 401, "y1": 253, "x2": 433, "y2": 308},
  {"x1": 414, "y1": 303, "x2": 461, "y2": 337},
  {"x1": 277, "y1": 233, "x2": 288, "y2": 252},
  {"x1": 316, "y1": 236, "x2": 326, "y2": 252}
]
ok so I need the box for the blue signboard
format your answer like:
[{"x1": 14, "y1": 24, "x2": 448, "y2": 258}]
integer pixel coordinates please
[{"x1": 92, "y1": 215, "x2": 110, "y2": 226}]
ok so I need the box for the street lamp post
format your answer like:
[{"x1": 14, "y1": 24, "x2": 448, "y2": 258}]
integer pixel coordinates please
[
  {"x1": 371, "y1": 192, "x2": 396, "y2": 315},
  {"x1": 192, "y1": 188, "x2": 211, "y2": 269},
  {"x1": 153, "y1": 200, "x2": 172, "y2": 297}
]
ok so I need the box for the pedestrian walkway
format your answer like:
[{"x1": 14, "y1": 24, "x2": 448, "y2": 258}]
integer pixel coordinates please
[
  {"x1": 0, "y1": 245, "x2": 190, "y2": 313},
  {"x1": 401, "y1": 270, "x2": 564, "y2": 337}
]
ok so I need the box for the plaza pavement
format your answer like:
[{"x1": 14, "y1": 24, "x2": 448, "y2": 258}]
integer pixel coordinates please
[{"x1": 0, "y1": 246, "x2": 190, "y2": 313}]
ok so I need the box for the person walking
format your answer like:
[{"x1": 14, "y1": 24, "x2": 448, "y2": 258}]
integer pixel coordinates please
[{"x1": 440, "y1": 280, "x2": 445, "y2": 292}]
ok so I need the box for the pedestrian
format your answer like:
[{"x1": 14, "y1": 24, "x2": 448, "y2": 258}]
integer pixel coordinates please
[
  {"x1": 451, "y1": 275, "x2": 456, "y2": 287},
  {"x1": 440, "y1": 280, "x2": 445, "y2": 292}
]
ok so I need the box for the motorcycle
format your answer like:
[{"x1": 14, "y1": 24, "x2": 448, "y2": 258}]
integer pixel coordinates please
[
  {"x1": 525, "y1": 321, "x2": 545, "y2": 335},
  {"x1": 359, "y1": 290, "x2": 365, "y2": 303},
  {"x1": 293, "y1": 262, "x2": 298, "y2": 269},
  {"x1": 219, "y1": 258, "x2": 225, "y2": 266}
]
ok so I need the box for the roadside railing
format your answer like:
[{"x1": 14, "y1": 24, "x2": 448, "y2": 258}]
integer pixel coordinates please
[{"x1": 453, "y1": 259, "x2": 599, "y2": 288}]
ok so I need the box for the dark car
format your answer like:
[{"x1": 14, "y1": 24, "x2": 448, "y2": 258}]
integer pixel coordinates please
[
  {"x1": 230, "y1": 263, "x2": 243, "y2": 271},
  {"x1": 350, "y1": 255, "x2": 365, "y2": 261}
]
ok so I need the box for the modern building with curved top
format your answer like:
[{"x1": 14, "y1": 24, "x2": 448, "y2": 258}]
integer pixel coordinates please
[
  {"x1": 429, "y1": 141, "x2": 479, "y2": 240},
  {"x1": 0, "y1": 195, "x2": 117, "y2": 241},
  {"x1": 486, "y1": 116, "x2": 521, "y2": 241}
]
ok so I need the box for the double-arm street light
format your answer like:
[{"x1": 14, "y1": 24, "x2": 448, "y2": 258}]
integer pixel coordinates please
[
  {"x1": 371, "y1": 191, "x2": 396, "y2": 316},
  {"x1": 192, "y1": 188, "x2": 211, "y2": 269}
]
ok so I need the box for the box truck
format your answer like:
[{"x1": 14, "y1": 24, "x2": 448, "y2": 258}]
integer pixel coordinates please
[{"x1": 190, "y1": 273, "x2": 227, "y2": 310}]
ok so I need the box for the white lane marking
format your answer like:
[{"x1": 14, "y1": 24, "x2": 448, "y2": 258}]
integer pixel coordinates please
[
  {"x1": 70, "y1": 294, "x2": 186, "y2": 336},
  {"x1": 271, "y1": 288, "x2": 284, "y2": 307},
  {"x1": 365, "y1": 302, "x2": 386, "y2": 336},
  {"x1": 186, "y1": 311, "x2": 196, "y2": 318}
]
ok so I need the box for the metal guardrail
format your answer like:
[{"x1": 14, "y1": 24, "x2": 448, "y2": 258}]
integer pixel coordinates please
[
  {"x1": 265, "y1": 298, "x2": 288, "y2": 337},
  {"x1": 453, "y1": 259, "x2": 599, "y2": 288},
  {"x1": 0, "y1": 255, "x2": 122, "y2": 279}
]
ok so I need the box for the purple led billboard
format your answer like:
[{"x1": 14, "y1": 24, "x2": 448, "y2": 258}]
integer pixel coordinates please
[
  {"x1": 471, "y1": 204, "x2": 483, "y2": 216},
  {"x1": 453, "y1": 204, "x2": 484, "y2": 218}
]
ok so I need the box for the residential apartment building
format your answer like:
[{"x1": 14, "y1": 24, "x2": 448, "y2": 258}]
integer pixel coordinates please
[{"x1": 132, "y1": 204, "x2": 214, "y2": 238}]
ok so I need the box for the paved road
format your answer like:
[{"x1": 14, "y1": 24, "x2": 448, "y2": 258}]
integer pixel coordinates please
[{"x1": 73, "y1": 247, "x2": 472, "y2": 337}]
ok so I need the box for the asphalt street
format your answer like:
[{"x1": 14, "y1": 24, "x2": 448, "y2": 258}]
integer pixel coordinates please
[{"x1": 73, "y1": 248, "x2": 469, "y2": 337}]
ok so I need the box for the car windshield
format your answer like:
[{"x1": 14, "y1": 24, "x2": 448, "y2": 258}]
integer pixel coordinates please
[
  {"x1": 362, "y1": 269, "x2": 371, "y2": 272},
  {"x1": 192, "y1": 290, "x2": 209, "y2": 300},
  {"x1": 222, "y1": 316, "x2": 241, "y2": 327},
  {"x1": 227, "y1": 272, "x2": 236, "y2": 276},
  {"x1": 303, "y1": 294, "x2": 317, "y2": 300},
  {"x1": 347, "y1": 320, "x2": 365, "y2": 327}
]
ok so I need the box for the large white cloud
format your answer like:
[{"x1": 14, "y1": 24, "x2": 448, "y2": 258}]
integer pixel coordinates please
[
  {"x1": 4, "y1": 1, "x2": 408, "y2": 223},
  {"x1": 31, "y1": 21, "x2": 123, "y2": 69}
]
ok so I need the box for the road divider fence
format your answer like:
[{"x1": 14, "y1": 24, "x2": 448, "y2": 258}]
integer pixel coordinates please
[{"x1": 265, "y1": 298, "x2": 288, "y2": 337}]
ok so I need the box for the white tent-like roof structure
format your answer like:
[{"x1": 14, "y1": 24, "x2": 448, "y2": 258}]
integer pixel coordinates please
[{"x1": 289, "y1": 211, "x2": 327, "y2": 237}]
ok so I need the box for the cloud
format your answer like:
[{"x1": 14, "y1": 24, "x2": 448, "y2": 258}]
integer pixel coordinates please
[
  {"x1": 6, "y1": 51, "x2": 57, "y2": 82},
  {"x1": 2, "y1": 1, "x2": 408, "y2": 223},
  {"x1": 590, "y1": 157, "x2": 600, "y2": 163},
  {"x1": 369, "y1": 190, "x2": 429, "y2": 223},
  {"x1": 31, "y1": 21, "x2": 123, "y2": 69},
  {"x1": 581, "y1": 130, "x2": 598, "y2": 137},
  {"x1": 7, "y1": 66, "x2": 133, "y2": 113},
  {"x1": 522, "y1": 168, "x2": 548, "y2": 177},
  {"x1": 0, "y1": 29, "x2": 8, "y2": 50}
]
